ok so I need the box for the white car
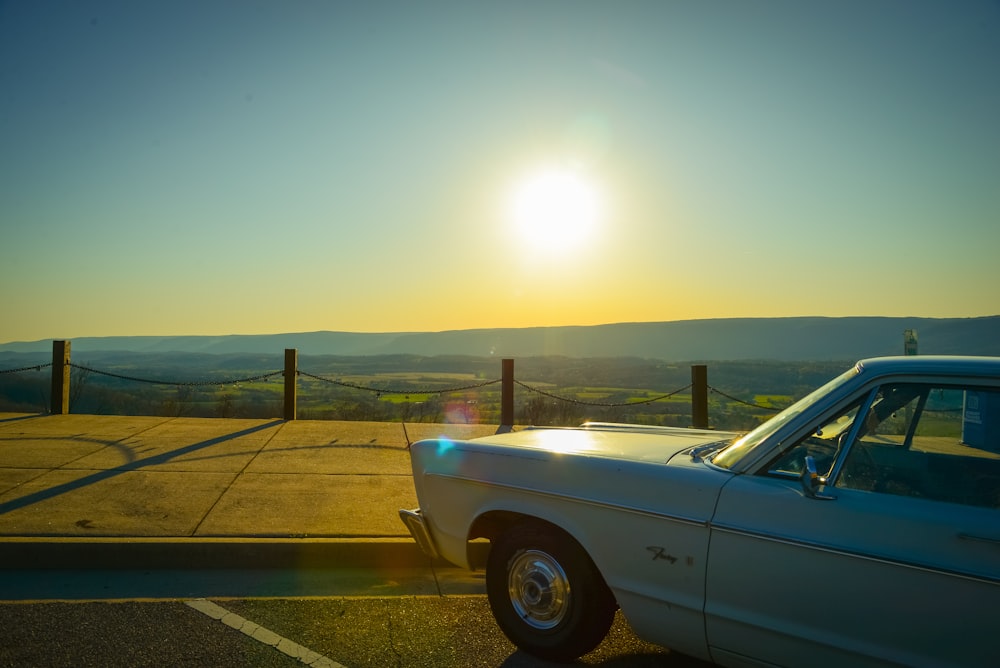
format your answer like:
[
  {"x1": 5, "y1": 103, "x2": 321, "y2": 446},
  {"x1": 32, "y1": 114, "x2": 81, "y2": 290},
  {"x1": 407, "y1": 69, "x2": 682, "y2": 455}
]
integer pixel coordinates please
[{"x1": 401, "y1": 356, "x2": 1000, "y2": 666}]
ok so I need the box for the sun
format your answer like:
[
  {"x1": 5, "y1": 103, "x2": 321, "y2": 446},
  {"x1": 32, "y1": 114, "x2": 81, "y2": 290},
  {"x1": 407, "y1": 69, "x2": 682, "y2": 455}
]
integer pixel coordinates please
[{"x1": 507, "y1": 165, "x2": 603, "y2": 253}]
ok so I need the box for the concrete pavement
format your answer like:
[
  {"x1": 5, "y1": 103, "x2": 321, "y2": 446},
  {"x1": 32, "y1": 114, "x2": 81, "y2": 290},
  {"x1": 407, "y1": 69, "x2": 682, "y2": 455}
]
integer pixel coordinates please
[{"x1": 0, "y1": 412, "x2": 498, "y2": 571}]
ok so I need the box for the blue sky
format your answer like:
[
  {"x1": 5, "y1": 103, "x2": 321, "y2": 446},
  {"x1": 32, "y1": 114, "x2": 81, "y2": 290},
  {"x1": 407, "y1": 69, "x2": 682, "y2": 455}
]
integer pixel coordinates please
[{"x1": 2, "y1": 1, "x2": 998, "y2": 343}]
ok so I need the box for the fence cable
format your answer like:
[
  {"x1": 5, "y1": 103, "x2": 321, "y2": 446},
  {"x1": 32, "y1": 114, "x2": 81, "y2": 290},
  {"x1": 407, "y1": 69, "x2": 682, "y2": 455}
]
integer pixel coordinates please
[
  {"x1": 0, "y1": 363, "x2": 53, "y2": 375},
  {"x1": 67, "y1": 363, "x2": 284, "y2": 387},
  {"x1": 298, "y1": 370, "x2": 502, "y2": 397},
  {"x1": 515, "y1": 380, "x2": 693, "y2": 408},
  {"x1": 709, "y1": 386, "x2": 784, "y2": 412}
]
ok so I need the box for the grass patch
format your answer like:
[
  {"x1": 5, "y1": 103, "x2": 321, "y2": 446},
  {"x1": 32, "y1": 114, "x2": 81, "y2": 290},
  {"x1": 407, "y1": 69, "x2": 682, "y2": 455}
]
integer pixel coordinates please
[{"x1": 753, "y1": 394, "x2": 793, "y2": 408}]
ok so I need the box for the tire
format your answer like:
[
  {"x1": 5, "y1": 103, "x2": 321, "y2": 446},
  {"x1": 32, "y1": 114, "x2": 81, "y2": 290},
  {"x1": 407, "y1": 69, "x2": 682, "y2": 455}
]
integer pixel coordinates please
[{"x1": 486, "y1": 520, "x2": 616, "y2": 662}]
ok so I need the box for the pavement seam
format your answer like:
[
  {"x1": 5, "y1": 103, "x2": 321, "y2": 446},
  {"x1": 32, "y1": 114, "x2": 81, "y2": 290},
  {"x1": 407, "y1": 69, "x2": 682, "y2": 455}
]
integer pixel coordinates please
[
  {"x1": 87, "y1": 416, "x2": 179, "y2": 467},
  {"x1": 189, "y1": 420, "x2": 288, "y2": 537},
  {"x1": 430, "y1": 562, "x2": 445, "y2": 598},
  {"x1": 44, "y1": 416, "x2": 176, "y2": 472},
  {"x1": 386, "y1": 605, "x2": 404, "y2": 668}
]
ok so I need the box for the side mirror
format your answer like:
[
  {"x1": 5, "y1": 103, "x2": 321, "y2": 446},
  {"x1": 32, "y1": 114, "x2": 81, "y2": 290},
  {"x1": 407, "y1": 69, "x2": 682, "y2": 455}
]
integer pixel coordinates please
[{"x1": 801, "y1": 455, "x2": 836, "y2": 500}]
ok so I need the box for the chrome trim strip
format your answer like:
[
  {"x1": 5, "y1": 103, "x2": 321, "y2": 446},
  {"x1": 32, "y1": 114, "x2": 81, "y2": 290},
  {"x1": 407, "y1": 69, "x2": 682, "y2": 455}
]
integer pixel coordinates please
[
  {"x1": 425, "y1": 472, "x2": 709, "y2": 528},
  {"x1": 711, "y1": 523, "x2": 1000, "y2": 587},
  {"x1": 958, "y1": 532, "x2": 1000, "y2": 546}
]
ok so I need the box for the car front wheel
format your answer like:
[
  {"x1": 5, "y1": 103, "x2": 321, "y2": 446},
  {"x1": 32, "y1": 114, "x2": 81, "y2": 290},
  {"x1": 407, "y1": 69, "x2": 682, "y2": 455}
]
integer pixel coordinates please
[{"x1": 486, "y1": 520, "x2": 616, "y2": 662}]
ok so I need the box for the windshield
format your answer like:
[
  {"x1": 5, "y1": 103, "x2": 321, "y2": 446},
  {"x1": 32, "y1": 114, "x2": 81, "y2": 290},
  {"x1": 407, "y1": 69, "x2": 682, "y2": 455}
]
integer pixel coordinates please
[{"x1": 710, "y1": 365, "x2": 860, "y2": 469}]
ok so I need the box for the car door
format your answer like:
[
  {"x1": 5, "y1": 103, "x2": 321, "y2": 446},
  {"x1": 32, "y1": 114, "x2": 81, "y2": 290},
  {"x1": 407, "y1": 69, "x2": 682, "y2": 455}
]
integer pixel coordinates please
[{"x1": 705, "y1": 381, "x2": 1000, "y2": 668}]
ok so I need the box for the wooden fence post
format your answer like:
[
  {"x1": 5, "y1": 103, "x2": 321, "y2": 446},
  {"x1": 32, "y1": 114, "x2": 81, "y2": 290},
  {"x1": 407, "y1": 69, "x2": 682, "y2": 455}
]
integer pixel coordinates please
[
  {"x1": 51, "y1": 340, "x2": 71, "y2": 415},
  {"x1": 284, "y1": 348, "x2": 297, "y2": 420},
  {"x1": 500, "y1": 358, "x2": 514, "y2": 430},
  {"x1": 691, "y1": 364, "x2": 708, "y2": 429}
]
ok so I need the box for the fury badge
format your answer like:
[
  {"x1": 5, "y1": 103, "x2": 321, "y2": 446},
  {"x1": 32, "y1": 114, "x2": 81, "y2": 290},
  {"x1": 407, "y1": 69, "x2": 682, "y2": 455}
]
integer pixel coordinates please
[{"x1": 646, "y1": 546, "x2": 677, "y2": 564}]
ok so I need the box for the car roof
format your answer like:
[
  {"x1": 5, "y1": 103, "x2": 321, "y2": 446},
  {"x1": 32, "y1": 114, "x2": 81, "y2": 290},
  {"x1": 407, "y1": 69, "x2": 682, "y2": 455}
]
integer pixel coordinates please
[{"x1": 856, "y1": 355, "x2": 1000, "y2": 379}]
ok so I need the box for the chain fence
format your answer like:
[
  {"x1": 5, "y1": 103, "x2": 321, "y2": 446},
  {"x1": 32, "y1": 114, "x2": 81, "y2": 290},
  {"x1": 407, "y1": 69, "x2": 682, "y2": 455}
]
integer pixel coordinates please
[
  {"x1": 1, "y1": 358, "x2": 789, "y2": 423},
  {"x1": 515, "y1": 380, "x2": 694, "y2": 408},
  {"x1": 515, "y1": 380, "x2": 785, "y2": 413},
  {"x1": 298, "y1": 370, "x2": 501, "y2": 397},
  {"x1": 1, "y1": 361, "x2": 499, "y2": 397},
  {"x1": 67, "y1": 363, "x2": 284, "y2": 387}
]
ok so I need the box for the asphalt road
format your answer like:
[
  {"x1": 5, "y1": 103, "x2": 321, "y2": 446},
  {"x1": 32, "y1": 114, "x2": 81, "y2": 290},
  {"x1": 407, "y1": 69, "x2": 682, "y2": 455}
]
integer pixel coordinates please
[
  {"x1": 0, "y1": 597, "x2": 707, "y2": 668},
  {"x1": 0, "y1": 570, "x2": 713, "y2": 668}
]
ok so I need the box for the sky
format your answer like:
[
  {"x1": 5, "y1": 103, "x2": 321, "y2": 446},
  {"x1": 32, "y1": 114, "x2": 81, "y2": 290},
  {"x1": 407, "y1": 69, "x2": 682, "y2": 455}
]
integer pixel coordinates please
[{"x1": 1, "y1": 1, "x2": 998, "y2": 343}]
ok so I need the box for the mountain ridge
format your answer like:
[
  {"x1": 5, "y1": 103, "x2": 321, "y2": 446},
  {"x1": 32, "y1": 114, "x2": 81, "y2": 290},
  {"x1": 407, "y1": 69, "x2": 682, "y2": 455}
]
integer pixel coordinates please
[{"x1": 2, "y1": 316, "x2": 998, "y2": 361}]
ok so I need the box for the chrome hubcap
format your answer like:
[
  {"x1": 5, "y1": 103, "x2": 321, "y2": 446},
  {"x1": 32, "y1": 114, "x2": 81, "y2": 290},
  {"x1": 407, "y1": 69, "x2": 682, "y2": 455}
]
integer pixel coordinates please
[{"x1": 507, "y1": 549, "x2": 570, "y2": 629}]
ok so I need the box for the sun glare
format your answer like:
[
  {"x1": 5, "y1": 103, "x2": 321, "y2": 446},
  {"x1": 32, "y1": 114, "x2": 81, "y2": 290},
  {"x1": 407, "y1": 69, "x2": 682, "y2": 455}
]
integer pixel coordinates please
[{"x1": 508, "y1": 165, "x2": 603, "y2": 253}]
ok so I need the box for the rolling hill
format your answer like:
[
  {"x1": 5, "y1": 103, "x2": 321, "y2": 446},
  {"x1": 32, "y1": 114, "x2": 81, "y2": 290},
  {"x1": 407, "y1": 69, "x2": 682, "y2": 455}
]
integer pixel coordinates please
[{"x1": 2, "y1": 316, "x2": 998, "y2": 361}]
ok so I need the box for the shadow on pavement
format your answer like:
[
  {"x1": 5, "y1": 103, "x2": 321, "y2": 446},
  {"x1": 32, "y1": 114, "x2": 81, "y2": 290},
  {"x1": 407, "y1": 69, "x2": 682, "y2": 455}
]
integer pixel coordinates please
[{"x1": 0, "y1": 420, "x2": 282, "y2": 516}]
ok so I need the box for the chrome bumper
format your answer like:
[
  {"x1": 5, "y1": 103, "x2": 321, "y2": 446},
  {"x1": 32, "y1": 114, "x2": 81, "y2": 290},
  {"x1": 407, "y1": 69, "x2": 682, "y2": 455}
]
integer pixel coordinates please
[{"x1": 398, "y1": 508, "x2": 439, "y2": 559}]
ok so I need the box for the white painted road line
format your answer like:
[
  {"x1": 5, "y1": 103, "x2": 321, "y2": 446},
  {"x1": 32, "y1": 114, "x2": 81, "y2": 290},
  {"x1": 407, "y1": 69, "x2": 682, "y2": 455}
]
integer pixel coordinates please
[{"x1": 186, "y1": 599, "x2": 346, "y2": 668}]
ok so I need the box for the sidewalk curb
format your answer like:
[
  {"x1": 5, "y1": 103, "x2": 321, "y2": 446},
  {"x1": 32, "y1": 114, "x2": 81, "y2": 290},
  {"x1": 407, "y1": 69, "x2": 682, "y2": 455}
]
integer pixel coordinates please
[{"x1": 0, "y1": 537, "x2": 455, "y2": 571}]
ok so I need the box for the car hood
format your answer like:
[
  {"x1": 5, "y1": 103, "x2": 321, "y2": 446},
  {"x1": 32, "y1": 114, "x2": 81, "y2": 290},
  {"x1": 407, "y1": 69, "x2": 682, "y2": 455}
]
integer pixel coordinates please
[{"x1": 462, "y1": 423, "x2": 738, "y2": 464}]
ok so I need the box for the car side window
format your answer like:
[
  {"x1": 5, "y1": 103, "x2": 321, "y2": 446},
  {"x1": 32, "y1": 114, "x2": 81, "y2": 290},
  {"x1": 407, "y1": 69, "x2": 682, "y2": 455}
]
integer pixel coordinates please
[
  {"x1": 764, "y1": 398, "x2": 865, "y2": 478},
  {"x1": 837, "y1": 384, "x2": 1000, "y2": 509}
]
